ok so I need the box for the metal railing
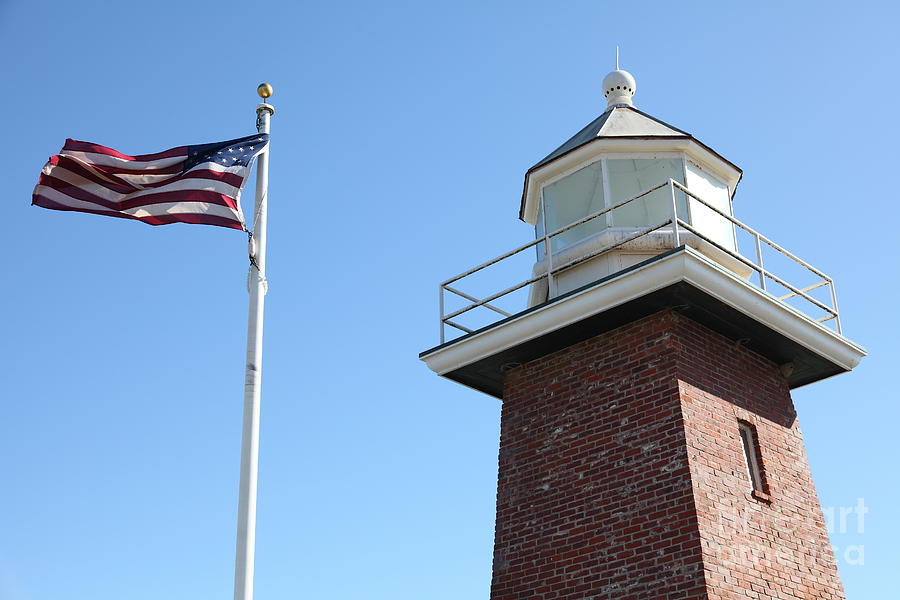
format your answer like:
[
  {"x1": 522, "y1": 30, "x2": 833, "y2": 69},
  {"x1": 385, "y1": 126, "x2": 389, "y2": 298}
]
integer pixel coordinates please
[{"x1": 438, "y1": 179, "x2": 841, "y2": 343}]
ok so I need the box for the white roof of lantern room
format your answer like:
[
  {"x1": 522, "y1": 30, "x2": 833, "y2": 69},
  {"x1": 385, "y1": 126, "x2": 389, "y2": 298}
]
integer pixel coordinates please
[{"x1": 519, "y1": 72, "x2": 744, "y2": 224}]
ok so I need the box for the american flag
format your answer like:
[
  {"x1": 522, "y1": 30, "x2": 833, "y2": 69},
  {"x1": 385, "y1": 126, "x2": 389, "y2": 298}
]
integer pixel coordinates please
[{"x1": 32, "y1": 134, "x2": 269, "y2": 230}]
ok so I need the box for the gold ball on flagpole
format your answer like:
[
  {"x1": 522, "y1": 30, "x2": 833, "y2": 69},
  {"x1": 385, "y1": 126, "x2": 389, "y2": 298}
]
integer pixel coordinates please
[{"x1": 257, "y1": 83, "x2": 274, "y2": 99}]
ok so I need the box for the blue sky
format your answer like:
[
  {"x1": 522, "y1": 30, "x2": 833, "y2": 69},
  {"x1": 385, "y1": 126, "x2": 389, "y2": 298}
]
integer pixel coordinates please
[{"x1": 1, "y1": 1, "x2": 897, "y2": 598}]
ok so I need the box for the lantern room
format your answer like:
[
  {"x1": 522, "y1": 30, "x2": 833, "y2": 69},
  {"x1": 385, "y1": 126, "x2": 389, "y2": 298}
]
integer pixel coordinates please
[{"x1": 522, "y1": 68, "x2": 749, "y2": 305}]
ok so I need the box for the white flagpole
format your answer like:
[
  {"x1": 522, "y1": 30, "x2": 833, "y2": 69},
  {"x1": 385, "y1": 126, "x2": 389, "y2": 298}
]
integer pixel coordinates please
[{"x1": 233, "y1": 83, "x2": 275, "y2": 600}]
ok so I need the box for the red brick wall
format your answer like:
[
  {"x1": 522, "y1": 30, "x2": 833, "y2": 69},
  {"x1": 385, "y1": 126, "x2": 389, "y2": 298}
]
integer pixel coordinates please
[
  {"x1": 491, "y1": 310, "x2": 843, "y2": 600},
  {"x1": 674, "y1": 316, "x2": 844, "y2": 599}
]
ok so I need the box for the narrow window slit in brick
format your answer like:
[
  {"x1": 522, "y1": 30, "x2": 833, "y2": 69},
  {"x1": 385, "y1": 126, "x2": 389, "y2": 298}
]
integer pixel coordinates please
[{"x1": 738, "y1": 421, "x2": 766, "y2": 497}]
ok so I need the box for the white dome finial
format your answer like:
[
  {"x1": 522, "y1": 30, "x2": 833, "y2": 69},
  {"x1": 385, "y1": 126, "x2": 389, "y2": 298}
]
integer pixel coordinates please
[{"x1": 602, "y1": 50, "x2": 636, "y2": 108}]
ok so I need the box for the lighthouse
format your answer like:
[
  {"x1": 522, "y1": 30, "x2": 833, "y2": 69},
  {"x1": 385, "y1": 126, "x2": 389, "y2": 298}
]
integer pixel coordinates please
[{"x1": 420, "y1": 67, "x2": 866, "y2": 599}]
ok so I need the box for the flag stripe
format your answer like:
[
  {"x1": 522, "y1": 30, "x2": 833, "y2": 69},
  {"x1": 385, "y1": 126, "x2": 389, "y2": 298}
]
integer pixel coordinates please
[
  {"x1": 33, "y1": 194, "x2": 245, "y2": 229},
  {"x1": 34, "y1": 186, "x2": 242, "y2": 220},
  {"x1": 88, "y1": 162, "x2": 186, "y2": 176},
  {"x1": 60, "y1": 150, "x2": 187, "y2": 170},
  {"x1": 100, "y1": 168, "x2": 246, "y2": 188},
  {"x1": 41, "y1": 164, "x2": 242, "y2": 204},
  {"x1": 36, "y1": 178, "x2": 240, "y2": 212},
  {"x1": 38, "y1": 175, "x2": 133, "y2": 208},
  {"x1": 47, "y1": 155, "x2": 249, "y2": 193},
  {"x1": 185, "y1": 160, "x2": 251, "y2": 175},
  {"x1": 47, "y1": 155, "x2": 143, "y2": 193},
  {"x1": 139, "y1": 169, "x2": 246, "y2": 189},
  {"x1": 62, "y1": 139, "x2": 187, "y2": 162}
]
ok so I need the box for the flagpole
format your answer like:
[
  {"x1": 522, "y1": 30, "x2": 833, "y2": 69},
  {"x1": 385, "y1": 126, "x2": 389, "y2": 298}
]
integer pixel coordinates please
[{"x1": 234, "y1": 83, "x2": 274, "y2": 600}]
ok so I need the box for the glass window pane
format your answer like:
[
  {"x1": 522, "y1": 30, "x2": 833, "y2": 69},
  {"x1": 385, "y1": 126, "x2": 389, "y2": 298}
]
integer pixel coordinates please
[
  {"x1": 540, "y1": 161, "x2": 607, "y2": 255},
  {"x1": 684, "y1": 162, "x2": 735, "y2": 251},
  {"x1": 607, "y1": 158, "x2": 686, "y2": 227}
]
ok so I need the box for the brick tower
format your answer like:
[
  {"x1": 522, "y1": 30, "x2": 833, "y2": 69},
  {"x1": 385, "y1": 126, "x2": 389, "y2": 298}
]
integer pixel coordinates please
[{"x1": 420, "y1": 67, "x2": 865, "y2": 599}]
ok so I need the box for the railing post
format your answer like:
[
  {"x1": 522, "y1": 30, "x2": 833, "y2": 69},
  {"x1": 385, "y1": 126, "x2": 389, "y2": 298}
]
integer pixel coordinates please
[
  {"x1": 545, "y1": 236, "x2": 557, "y2": 298},
  {"x1": 754, "y1": 233, "x2": 767, "y2": 291},
  {"x1": 539, "y1": 194, "x2": 557, "y2": 299},
  {"x1": 439, "y1": 284, "x2": 445, "y2": 343},
  {"x1": 828, "y1": 279, "x2": 842, "y2": 335},
  {"x1": 669, "y1": 179, "x2": 680, "y2": 247}
]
